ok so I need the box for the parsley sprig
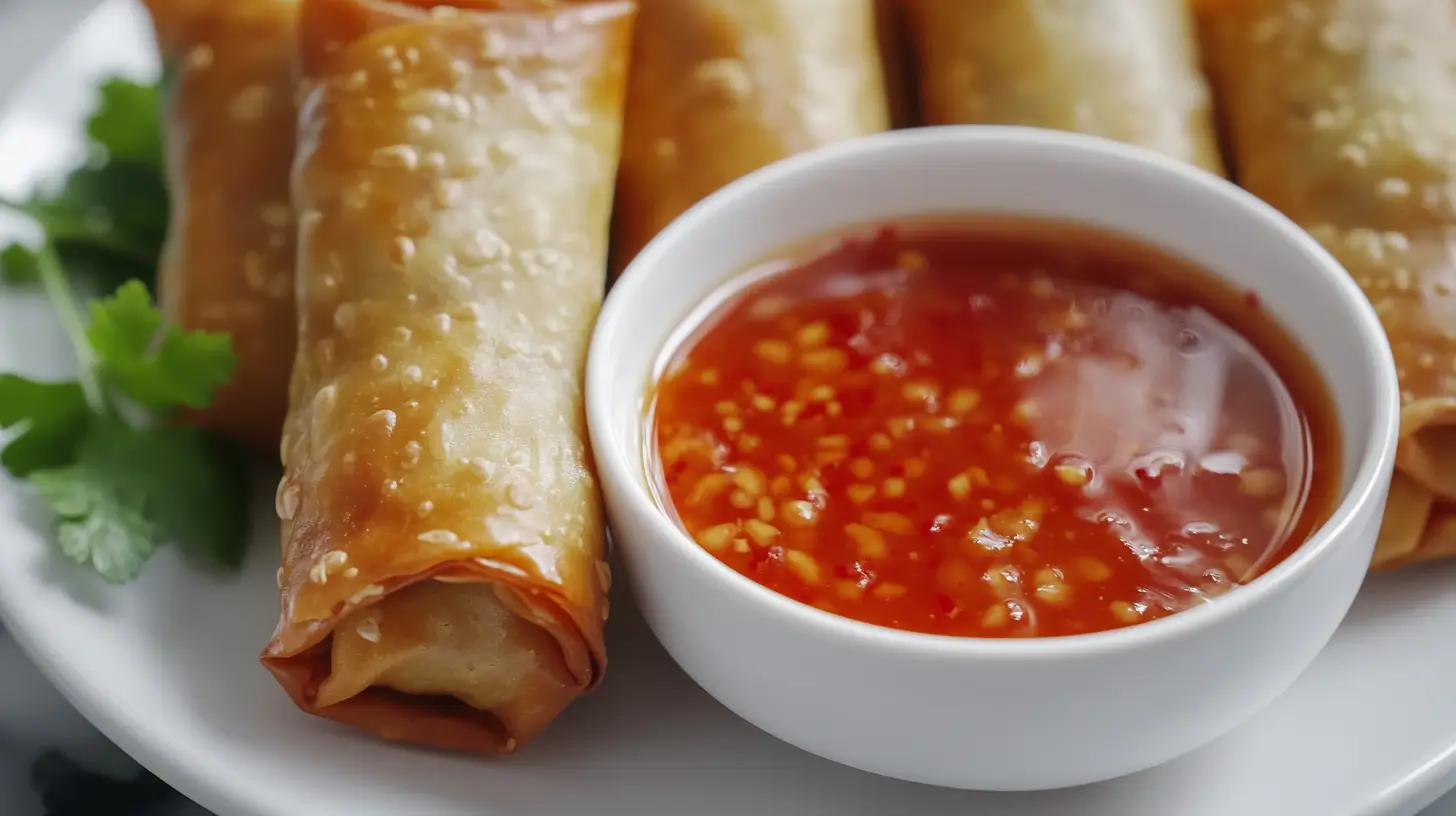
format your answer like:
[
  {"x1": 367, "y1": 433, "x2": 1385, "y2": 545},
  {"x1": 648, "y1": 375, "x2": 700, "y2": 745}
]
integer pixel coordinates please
[{"x1": 0, "y1": 78, "x2": 251, "y2": 582}]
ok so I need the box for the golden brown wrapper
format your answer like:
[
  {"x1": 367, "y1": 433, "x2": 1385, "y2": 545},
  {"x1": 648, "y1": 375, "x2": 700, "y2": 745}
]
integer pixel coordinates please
[
  {"x1": 143, "y1": 0, "x2": 299, "y2": 451},
  {"x1": 1199, "y1": 0, "x2": 1456, "y2": 570},
  {"x1": 906, "y1": 0, "x2": 1225, "y2": 174},
  {"x1": 1372, "y1": 472, "x2": 1438, "y2": 570},
  {"x1": 875, "y1": 0, "x2": 919, "y2": 130},
  {"x1": 262, "y1": 0, "x2": 632, "y2": 753},
  {"x1": 611, "y1": 0, "x2": 891, "y2": 274}
]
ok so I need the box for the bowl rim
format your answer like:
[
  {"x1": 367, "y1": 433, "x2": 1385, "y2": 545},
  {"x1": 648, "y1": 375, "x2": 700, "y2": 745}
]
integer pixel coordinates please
[{"x1": 586, "y1": 125, "x2": 1401, "y2": 661}]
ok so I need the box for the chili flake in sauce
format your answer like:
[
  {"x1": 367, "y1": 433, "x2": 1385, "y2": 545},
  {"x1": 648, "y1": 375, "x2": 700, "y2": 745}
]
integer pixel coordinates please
[{"x1": 650, "y1": 220, "x2": 1339, "y2": 638}]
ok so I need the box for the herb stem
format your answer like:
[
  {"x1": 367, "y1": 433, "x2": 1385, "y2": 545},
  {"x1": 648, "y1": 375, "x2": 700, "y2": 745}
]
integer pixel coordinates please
[{"x1": 35, "y1": 244, "x2": 104, "y2": 412}]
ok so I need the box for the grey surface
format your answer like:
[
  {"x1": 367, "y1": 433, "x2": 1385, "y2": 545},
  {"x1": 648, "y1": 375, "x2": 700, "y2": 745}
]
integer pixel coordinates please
[
  {"x1": 0, "y1": 0, "x2": 101, "y2": 104},
  {"x1": 0, "y1": 0, "x2": 1453, "y2": 814}
]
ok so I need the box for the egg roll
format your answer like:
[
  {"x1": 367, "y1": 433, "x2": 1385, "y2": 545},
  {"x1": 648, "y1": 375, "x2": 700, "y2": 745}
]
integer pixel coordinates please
[
  {"x1": 906, "y1": 0, "x2": 1225, "y2": 174},
  {"x1": 144, "y1": 0, "x2": 299, "y2": 451},
  {"x1": 262, "y1": 0, "x2": 632, "y2": 752},
  {"x1": 611, "y1": 0, "x2": 891, "y2": 273},
  {"x1": 876, "y1": 0, "x2": 919, "y2": 130},
  {"x1": 1199, "y1": 0, "x2": 1456, "y2": 569}
]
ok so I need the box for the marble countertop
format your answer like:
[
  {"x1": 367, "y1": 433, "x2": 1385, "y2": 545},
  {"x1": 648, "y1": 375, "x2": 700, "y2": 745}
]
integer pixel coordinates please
[{"x1": 2, "y1": 1, "x2": 1456, "y2": 814}]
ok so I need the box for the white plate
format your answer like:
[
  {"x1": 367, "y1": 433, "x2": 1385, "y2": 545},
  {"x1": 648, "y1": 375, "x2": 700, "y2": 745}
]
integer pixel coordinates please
[{"x1": 2, "y1": 3, "x2": 1456, "y2": 815}]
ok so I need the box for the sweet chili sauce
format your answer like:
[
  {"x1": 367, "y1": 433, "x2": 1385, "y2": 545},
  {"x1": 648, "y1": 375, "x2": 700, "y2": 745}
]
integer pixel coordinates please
[{"x1": 649, "y1": 219, "x2": 1340, "y2": 637}]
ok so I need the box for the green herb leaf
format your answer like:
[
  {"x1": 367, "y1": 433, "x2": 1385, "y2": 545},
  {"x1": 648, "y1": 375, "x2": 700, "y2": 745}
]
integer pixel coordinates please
[
  {"x1": 57, "y1": 243, "x2": 160, "y2": 294},
  {"x1": 118, "y1": 423, "x2": 250, "y2": 570},
  {"x1": 30, "y1": 464, "x2": 158, "y2": 584},
  {"x1": 16, "y1": 161, "x2": 169, "y2": 268},
  {"x1": 86, "y1": 280, "x2": 236, "y2": 410},
  {"x1": 1, "y1": 74, "x2": 251, "y2": 583},
  {"x1": 0, "y1": 375, "x2": 91, "y2": 477},
  {"x1": 28, "y1": 418, "x2": 250, "y2": 582},
  {"x1": 85, "y1": 78, "x2": 163, "y2": 167},
  {"x1": 0, "y1": 243, "x2": 40, "y2": 284},
  {"x1": 0, "y1": 75, "x2": 168, "y2": 292}
]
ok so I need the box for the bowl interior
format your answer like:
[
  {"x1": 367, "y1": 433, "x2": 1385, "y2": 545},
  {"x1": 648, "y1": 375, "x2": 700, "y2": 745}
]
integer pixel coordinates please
[{"x1": 589, "y1": 126, "x2": 1398, "y2": 636}]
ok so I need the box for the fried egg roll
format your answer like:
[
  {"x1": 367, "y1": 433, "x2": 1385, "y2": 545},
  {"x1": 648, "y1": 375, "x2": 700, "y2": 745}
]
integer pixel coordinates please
[
  {"x1": 1199, "y1": 0, "x2": 1456, "y2": 569},
  {"x1": 611, "y1": 0, "x2": 891, "y2": 273},
  {"x1": 143, "y1": 0, "x2": 299, "y2": 451},
  {"x1": 876, "y1": 0, "x2": 919, "y2": 130},
  {"x1": 263, "y1": 0, "x2": 632, "y2": 752},
  {"x1": 906, "y1": 0, "x2": 1225, "y2": 174}
]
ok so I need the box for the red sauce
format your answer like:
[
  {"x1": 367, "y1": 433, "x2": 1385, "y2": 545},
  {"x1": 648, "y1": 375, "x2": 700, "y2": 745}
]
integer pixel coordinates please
[{"x1": 649, "y1": 219, "x2": 1340, "y2": 638}]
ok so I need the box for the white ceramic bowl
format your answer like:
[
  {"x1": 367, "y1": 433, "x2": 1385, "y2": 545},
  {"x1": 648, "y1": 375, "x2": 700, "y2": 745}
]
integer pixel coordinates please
[{"x1": 585, "y1": 127, "x2": 1399, "y2": 792}]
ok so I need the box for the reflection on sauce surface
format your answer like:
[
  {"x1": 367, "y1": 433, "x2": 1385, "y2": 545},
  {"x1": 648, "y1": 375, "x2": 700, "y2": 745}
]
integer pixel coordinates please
[{"x1": 649, "y1": 220, "x2": 1340, "y2": 637}]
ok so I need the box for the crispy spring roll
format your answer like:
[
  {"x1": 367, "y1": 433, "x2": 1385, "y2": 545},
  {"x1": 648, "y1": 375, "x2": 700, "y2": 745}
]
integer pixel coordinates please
[
  {"x1": 611, "y1": 0, "x2": 891, "y2": 273},
  {"x1": 144, "y1": 0, "x2": 299, "y2": 451},
  {"x1": 876, "y1": 0, "x2": 919, "y2": 130},
  {"x1": 262, "y1": 0, "x2": 632, "y2": 752},
  {"x1": 1200, "y1": 0, "x2": 1456, "y2": 569},
  {"x1": 906, "y1": 0, "x2": 1225, "y2": 174}
]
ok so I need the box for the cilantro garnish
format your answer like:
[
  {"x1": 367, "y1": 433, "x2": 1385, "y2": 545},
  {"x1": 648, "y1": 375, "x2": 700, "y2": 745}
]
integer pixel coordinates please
[
  {"x1": 0, "y1": 375, "x2": 88, "y2": 477},
  {"x1": 88, "y1": 280, "x2": 235, "y2": 410},
  {"x1": 85, "y1": 77, "x2": 164, "y2": 167},
  {"x1": 30, "y1": 447, "x2": 163, "y2": 584},
  {"x1": 0, "y1": 243, "x2": 40, "y2": 284},
  {"x1": 0, "y1": 77, "x2": 251, "y2": 583},
  {"x1": 1, "y1": 77, "x2": 168, "y2": 293}
]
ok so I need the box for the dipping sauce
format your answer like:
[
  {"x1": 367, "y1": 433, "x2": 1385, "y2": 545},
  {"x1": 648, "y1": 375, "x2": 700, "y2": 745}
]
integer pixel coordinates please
[{"x1": 649, "y1": 220, "x2": 1340, "y2": 638}]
